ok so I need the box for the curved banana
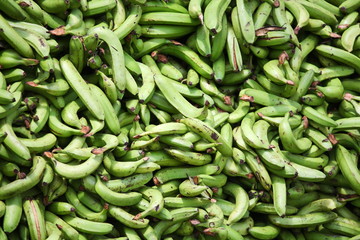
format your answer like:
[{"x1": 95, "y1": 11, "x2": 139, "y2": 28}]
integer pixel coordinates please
[
  {"x1": 279, "y1": 112, "x2": 312, "y2": 153},
  {"x1": 254, "y1": 2, "x2": 272, "y2": 30},
  {"x1": 249, "y1": 225, "x2": 281, "y2": 239},
  {"x1": 0, "y1": 14, "x2": 34, "y2": 58},
  {"x1": 141, "y1": 24, "x2": 196, "y2": 39},
  {"x1": 142, "y1": 1, "x2": 188, "y2": 14},
  {"x1": 62, "y1": 215, "x2": 113, "y2": 235},
  {"x1": 263, "y1": 60, "x2": 293, "y2": 85},
  {"x1": 89, "y1": 84, "x2": 121, "y2": 135},
  {"x1": 339, "y1": 0, "x2": 360, "y2": 14},
  {"x1": 88, "y1": 26, "x2": 127, "y2": 94},
  {"x1": 223, "y1": 182, "x2": 249, "y2": 224},
  {"x1": 153, "y1": 74, "x2": 208, "y2": 119},
  {"x1": 269, "y1": 211, "x2": 338, "y2": 228},
  {"x1": 203, "y1": 0, "x2": 230, "y2": 34},
  {"x1": 108, "y1": 205, "x2": 149, "y2": 229},
  {"x1": 298, "y1": 198, "x2": 343, "y2": 215},
  {"x1": 323, "y1": 216, "x2": 360, "y2": 236},
  {"x1": 195, "y1": 24, "x2": 211, "y2": 57},
  {"x1": 180, "y1": 117, "x2": 232, "y2": 156},
  {"x1": 284, "y1": 0, "x2": 309, "y2": 34},
  {"x1": 255, "y1": 31, "x2": 291, "y2": 47},
  {"x1": 50, "y1": 153, "x2": 104, "y2": 179},
  {"x1": 82, "y1": 0, "x2": 116, "y2": 16},
  {"x1": 241, "y1": 113, "x2": 270, "y2": 149},
  {"x1": 273, "y1": 0, "x2": 299, "y2": 47},
  {"x1": 188, "y1": 0, "x2": 204, "y2": 23},
  {"x1": 113, "y1": 4, "x2": 142, "y2": 40},
  {"x1": 158, "y1": 43, "x2": 214, "y2": 79},
  {"x1": 236, "y1": 0, "x2": 255, "y2": 44},
  {"x1": 14, "y1": 27, "x2": 49, "y2": 58},
  {"x1": 301, "y1": 105, "x2": 338, "y2": 127},
  {"x1": 341, "y1": 23, "x2": 360, "y2": 52},
  {"x1": 337, "y1": 11, "x2": 359, "y2": 32},
  {"x1": 316, "y1": 44, "x2": 360, "y2": 74},
  {"x1": 60, "y1": 55, "x2": 104, "y2": 120},
  {"x1": 317, "y1": 65, "x2": 354, "y2": 81},
  {"x1": 239, "y1": 88, "x2": 302, "y2": 111},
  {"x1": 3, "y1": 194, "x2": 22, "y2": 233},
  {"x1": 0, "y1": 156, "x2": 46, "y2": 200},
  {"x1": 336, "y1": 145, "x2": 360, "y2": 195},
  {"x1": 140, "y1": 12, "x2": 200, "y2": 26},
  {"x1": 295, "y1": 0, "x2": 338, "y2": 26}
]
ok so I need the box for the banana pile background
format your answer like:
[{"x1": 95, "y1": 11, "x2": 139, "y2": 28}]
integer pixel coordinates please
[{"x1": 0, "y1": 0, "x2": 360, "y2": 239}]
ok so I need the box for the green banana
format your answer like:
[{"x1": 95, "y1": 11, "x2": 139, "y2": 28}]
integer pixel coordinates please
[
  {"x1": 341, "y1": 23, "x2": 360, "y2": 52},
  {"x1": 23, "y1": 198, "x2": 46, "y2": 240},
  {"x1": 236, "y1": 0, "x2": 255, "y2": 44},
  {"x1": 188, "y1": 0, "x2": 204, "y2": 23},
  {"x1": 158, "y1": 43, "x2": 214, "y2": 79},
  {"x1": 284, "y1": 0, "x2": 310, "y2": 34},
  {"x1": 301, "y1": 105, "x2": 338, "y2": 127},
  {"x1": 339, "y1": 0, "x2": 360, "y2": 14},
  {"x1": 203, "y1": 0, "x2": 230, "y2": 34},
  {"x1": 295, "y1": 0, "x2": 338, "y2": 26},
  {"x1": 226, "y1": 24, "x2": 243, "y2": 72},
  {"x1": 140, "y1": 12, "x2": 200, "y2": 26},
  {"x1": 249, "y1": 225, "x2": 281, "y2": 240},
  {"x1": 142, "y1": 1, "x2": 188, "y2": 13},
  {"x1": 63, "y1": 215, "x2": 114, "y2": 235},
  {"x1": 316, "y1": 44, "x2": 360, "y2": 74},
  {"x1": 0, "y1": 14, "x2": 34, "y2": 58},
  {"x1": 269, "y1": 211, "x2": 338, "y2": 228}
]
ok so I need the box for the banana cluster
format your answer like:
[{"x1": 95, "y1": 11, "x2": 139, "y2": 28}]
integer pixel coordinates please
[{"x1": 0, "y1": 0, "x2": 360, "y2": 239}]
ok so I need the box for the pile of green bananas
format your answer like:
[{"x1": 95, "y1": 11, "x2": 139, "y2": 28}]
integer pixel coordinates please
[{"x1": 1, "y1": 0, "x2": 360, "y2": 239}]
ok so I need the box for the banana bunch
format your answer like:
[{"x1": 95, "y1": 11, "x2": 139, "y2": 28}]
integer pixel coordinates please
[{"x1": 0, "y1": 0, "x2": 360, "y2": 239}]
